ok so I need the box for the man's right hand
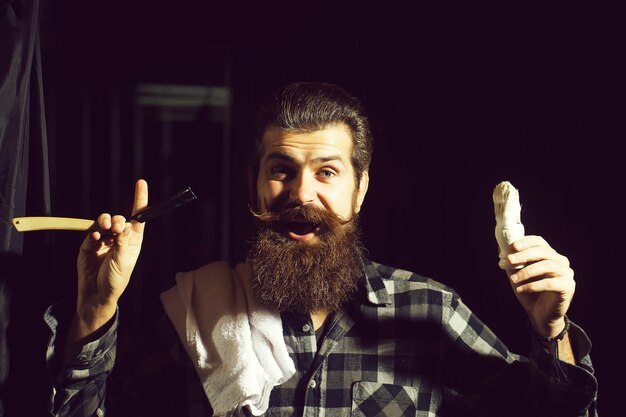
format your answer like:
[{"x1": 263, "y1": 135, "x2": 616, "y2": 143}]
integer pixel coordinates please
[{"x1": 73, "y1": 179, "x2": 148, "y2": 337}]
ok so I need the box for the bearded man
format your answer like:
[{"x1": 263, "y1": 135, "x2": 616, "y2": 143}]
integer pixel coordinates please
[{"x1": 45, "y1": 83, "x2": 598, "y2": 416}]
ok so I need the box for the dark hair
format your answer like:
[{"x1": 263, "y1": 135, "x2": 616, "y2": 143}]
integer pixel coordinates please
[{"x1": 251, "y1": 82, "x2": 373, "y2": 182}]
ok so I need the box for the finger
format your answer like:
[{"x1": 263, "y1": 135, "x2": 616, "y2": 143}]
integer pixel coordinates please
[
  {"x1": 97, "y1": 213, "x2": 112, "y2": 230},
  {"x1": 131, "y1": 179, "x2": 149, "y2": 232},
  {"x1": 511, "y1": 235, "x2": 552, "y2": 252},
  {"x1": 80, "y1": 231, "x2": 113, "y2": 252},
  {"x1": 89, "y1": 230, "x2": 102, "y2": 241},
  {"x1": 510, "y1": 260, "x2": 573, "y2": 284},
  {"x1": 515, "y1": 275, "x2": 576, "y2": 295},
  {"x1": 507, "y1": 245, "x2": 565, "y2": 267},
  {"x1": 81, "y1": 231, "x2": 100, "y2": 248},
  {"x1": 89, "y1": 213, "x2": 115, "y2": 241},
  {"x1": 115, "y1": 222, "x2": 136, "y2": 248},
  {"x1": 111, "y1": 215, "x2": 127, "y2": 234}
]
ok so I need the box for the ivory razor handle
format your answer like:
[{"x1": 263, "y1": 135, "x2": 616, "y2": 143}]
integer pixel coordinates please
[
  {"x1": 11, "y1": 186, "x2": 197, "y2": 233},
  {"x1": 12, "y1": 217, "x2": 96, "y2": 232}
]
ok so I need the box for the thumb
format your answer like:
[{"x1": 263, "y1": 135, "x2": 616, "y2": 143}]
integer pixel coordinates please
[{"x1": 131, "y1": 179, "x2": 149, "y2": 233}]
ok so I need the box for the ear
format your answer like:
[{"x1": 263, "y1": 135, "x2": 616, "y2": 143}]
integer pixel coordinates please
[{"x1": 354, "y1": 171, "x2": 369, "y2": 214}]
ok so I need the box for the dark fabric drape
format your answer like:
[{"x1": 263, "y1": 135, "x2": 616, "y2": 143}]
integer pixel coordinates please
[{"x1": 0, "y1": 0, "x2": 50, "y2": 415}]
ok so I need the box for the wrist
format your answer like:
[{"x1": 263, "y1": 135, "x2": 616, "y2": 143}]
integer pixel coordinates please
[
  {"x1": 75, "y1": 302, "x2": 117, "y2": 333},
  {"x1": 64, "y1": 305, "x2": 117, "y2": 365},
  {"x1": 529, "y1": 315, "x2": 567, "y2": 339},
  {"x1": 530, "y1": 315, "x2": 570, "y2": 342}
]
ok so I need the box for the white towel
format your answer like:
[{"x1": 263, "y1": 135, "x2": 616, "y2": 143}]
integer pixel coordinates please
[
  {"x1": 493, "y1": 181, "x2": 526, "y2": 270},
  {"x1": 160, "y1": 261, "x2": 296, "y2": 416}
]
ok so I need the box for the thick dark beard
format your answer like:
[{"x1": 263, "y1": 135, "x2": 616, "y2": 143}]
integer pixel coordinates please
[{"x1": 247, "y1": 204, "x2": 364, "y2": 314}]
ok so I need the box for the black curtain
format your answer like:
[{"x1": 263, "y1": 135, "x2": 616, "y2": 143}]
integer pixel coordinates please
[{"x1": 0, "y1": 0, "x2": 51, "y2": 415}]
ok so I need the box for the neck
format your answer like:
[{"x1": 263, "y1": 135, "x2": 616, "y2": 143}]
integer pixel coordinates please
[{"x1": 310, "y1": 310, "x2": 330, "y2": 331}]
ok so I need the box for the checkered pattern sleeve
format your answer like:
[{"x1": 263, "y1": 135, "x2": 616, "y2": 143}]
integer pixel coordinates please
[
  {"x1": 45, "y1": 300, "x2": 118, "y2": 417},
  {"x1": 45, "y1": 300, "x2": 215, "y2": 417},
  {"x1": 372, "y1": 261, "x2": 598, "y2": 416},
  {"x1": 437, "y1": 278, "x2": 598, "y2": 416}
]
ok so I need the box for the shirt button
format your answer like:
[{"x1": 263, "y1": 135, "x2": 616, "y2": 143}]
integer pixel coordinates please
[
  {"x1": 302, "y1": 323, "x2": 311, "y2": 333},
  {"x1": 308, "y1": 379, "x2": 317, "y2": 389}
]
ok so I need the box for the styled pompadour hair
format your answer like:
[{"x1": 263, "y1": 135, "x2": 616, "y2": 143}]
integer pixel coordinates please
[{"x1": 251, "y1": 82, "x2": 373, "y2": 182}]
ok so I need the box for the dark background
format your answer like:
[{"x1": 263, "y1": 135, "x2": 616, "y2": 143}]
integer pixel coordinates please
[{"x1": 6, "y1": 1, "x2": 622, "y2": 415}]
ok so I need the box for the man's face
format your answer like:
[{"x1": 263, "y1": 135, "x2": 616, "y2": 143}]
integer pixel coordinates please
[
  {"x1": 249, "y1": 124, "x2": 370, "y2": 313},
  {"x1": 255, "y1": 124, "x2": 369, "y2": 239}
]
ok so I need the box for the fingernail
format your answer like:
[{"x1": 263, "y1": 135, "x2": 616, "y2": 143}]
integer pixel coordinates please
[
  {"x1": 510, "y1": 273, "x2": 518, "y2": 283},
  {"x1": 508, "y1": 254, "x2": 517, "y2": 263}
]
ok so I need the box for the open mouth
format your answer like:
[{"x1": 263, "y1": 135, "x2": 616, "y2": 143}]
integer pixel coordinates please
[{"x1": 285, "y1": 221, "x2": 319, "y2": 237}]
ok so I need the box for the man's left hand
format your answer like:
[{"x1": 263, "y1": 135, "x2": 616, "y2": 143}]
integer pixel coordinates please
[{"x1": 504, "y1": 235, "x2": 575, "y2": 338}]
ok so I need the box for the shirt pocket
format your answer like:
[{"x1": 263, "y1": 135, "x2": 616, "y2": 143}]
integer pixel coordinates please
[{"x1": 351, "y1": 381, "x2": 418, "y2": 417}]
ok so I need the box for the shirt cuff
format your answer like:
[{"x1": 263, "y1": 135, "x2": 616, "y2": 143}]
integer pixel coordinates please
[
  {"x1": 44, "y1": 299, "x2": 119, "y2": 382},
  {"x1": 528, "y1": 321, "x2": 598, "y2": 412}
]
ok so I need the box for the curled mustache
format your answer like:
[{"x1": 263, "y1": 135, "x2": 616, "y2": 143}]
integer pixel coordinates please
[{"x1": 249, "y1": 204, "x2": 352, "y2": 232}]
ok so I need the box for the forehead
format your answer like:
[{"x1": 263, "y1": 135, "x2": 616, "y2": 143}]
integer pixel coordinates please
[{"x1": 260, "y1": 124, "x2": 353, "y2": 161}]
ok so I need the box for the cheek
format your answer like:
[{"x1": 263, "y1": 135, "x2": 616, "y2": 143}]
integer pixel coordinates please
[
  {"x1": 323, "y1": 184, "x2": 357, "y2": 217},
  {"x1": 257, "y1": 182, "x2": 286, "y2": 210}
]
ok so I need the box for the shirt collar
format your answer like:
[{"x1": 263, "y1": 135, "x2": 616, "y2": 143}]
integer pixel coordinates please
[{"x1": 361, "y1": 258, "x2": 392, "y2": 306}]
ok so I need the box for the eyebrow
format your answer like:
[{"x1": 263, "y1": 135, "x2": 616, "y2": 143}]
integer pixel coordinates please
[{"x1": 264, "y1": 152, "x2": 346, "y2": 165}]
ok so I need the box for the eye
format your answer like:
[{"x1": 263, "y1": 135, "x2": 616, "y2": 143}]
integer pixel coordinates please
[
  {"x1": 318, "y1": 169, "x2": 336, "y2": 178},
  {"x1": 269, "y1": 165, "x2": 294, "y2": 180}
]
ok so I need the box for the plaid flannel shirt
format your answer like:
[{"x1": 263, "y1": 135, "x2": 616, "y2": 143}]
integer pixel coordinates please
[{"x1": 45, "y1": 259, "x2": 598, "y2": 416}]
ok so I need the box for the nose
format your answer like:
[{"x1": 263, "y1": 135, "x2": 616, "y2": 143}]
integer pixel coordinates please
[{"x1": 289, "y1": 172, "x2": 316, "y2": 205}]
